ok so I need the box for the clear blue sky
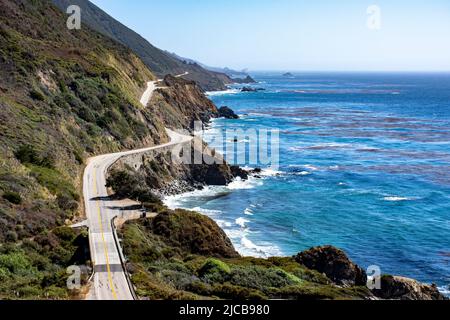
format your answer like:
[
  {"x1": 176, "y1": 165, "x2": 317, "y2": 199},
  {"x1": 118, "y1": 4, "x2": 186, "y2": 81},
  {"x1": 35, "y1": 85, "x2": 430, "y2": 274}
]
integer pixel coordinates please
[{"x1": 90, "y1": 0, "x2": 450, "y2": 71}]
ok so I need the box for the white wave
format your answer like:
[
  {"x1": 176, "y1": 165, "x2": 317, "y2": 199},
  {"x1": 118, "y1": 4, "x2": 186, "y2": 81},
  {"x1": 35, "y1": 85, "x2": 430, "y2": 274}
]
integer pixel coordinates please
[
  {"x1": 191, "y1": 207, "x2": 222, "y2": 216},
  {"x1": 206, "y1": 89, "x2": 240, "y2": 96},
  {"x1": 235, "y1": 217, "x2": 250, "y2": 228},
  {"x1": 228, "y1": 176, "x2": 263, "y2": 190},
  {"x1": 260, "y1": 168, "x2": 283, "y2": 177},
  {"x1": 302, "y1": 164, "x2": 319, "y2": 171},
  {"x1": 383, "y1": 196, "x2": 415, "y2": 202},
  {"x1": 244, "y1": 207, "x2": 254, "y2": 216},
  {"x1": 238, "y1": 236, "x2": 283, "y2": 258},
  {"x1": 163, "y1": 185, "x2": 226, "y2": 209},
  {"x1": 438, "y1": 285, "x2": 450, "y2": 297},
  {"x1": 215, "y1": 219, "x2": 233, "y2": 228},
  {"x1": 296, "y1": 171, "x2": 311, "y2": 176}
]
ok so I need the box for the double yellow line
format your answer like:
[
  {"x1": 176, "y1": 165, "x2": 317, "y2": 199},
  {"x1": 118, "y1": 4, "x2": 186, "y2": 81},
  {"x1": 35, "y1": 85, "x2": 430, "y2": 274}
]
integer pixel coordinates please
[{"x1": 93, "y1": 168, "x2": 118, "y2": 300}]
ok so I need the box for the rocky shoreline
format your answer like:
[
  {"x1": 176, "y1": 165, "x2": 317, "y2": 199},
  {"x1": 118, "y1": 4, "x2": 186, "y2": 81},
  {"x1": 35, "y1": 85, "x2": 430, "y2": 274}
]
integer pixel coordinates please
[{"x1": 104, "y1": 78, "x2": 447, "y2": 300}]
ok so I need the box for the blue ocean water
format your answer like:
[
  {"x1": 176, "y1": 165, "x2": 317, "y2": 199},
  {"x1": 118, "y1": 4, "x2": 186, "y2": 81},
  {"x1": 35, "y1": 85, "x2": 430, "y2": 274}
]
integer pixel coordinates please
[{"x1": 165, "y1": 72, "x2": 450, "y2": 293}]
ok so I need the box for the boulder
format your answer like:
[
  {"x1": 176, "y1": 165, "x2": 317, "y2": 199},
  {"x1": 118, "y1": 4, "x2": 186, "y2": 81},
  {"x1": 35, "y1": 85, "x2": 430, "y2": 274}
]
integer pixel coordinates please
[
  {"x1": 295, "y1": 246, "x2": 367, "y2": 287},
  {"x1": 372, "y1": 275, "x2": 447, "y2": 300},
  {"x1": 218, "y1": 106, "x2": 239, "y2": 119},
  {"x1": 241, "y1": 87, "x2": 265, "y2": 92}
]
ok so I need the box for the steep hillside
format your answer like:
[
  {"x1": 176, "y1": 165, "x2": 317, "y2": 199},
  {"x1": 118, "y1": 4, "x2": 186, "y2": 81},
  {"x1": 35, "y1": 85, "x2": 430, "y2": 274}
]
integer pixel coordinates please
[
  {"x1": 0, "y1": 0, "x2": 169, "y2": 299},
  {"x1": 51, "y1": 0, "x2": 233, "y2": 91}
]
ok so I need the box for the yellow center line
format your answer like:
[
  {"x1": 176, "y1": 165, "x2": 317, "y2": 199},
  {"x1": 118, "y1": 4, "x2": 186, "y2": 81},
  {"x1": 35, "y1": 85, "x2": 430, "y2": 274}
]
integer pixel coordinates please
[{"x1": 93, "y1": 167, "x2": 118, "y2": 300}]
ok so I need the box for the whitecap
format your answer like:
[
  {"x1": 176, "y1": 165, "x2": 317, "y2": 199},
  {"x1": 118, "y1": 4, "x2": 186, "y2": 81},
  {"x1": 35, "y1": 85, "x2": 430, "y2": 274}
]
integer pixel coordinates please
[
  {"x1": 205, "y1": 89, "x2": 240, "y2": 96},
  {"x1": 438, "y1": 285, "x2": 450, "y2": 297},
  {"x1": 191, "y1": 207, "x2": 222, "y2": 216},
  {"x1": 260, "y1": 168, "x2": 284, "y2": 177},
  {"x1": 383, "y1": 196, "x2": 415, "y2": 202},
  {"x1": 227, "y1": 177, "x2": 263, "y2": 190},
  {"x1": 244, "y1": 207, "x2": 254, "y2": 216},
  {"x1": 302, "y1": 164, "x2": 319, "y2": 171},
  {"x1": 235, "y1": 217, "x2": 250, "y2": 228},
  {"x1": 238, "y1": 236, "x2": 283, "y2": 258},
  {"x1": 295, "y1": 171, "x2": 311, "y2": 176}
]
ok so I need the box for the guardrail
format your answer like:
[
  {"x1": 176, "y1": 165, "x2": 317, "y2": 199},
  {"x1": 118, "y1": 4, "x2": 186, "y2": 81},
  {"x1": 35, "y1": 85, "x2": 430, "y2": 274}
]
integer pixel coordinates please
[{"x1": 111, "y1": 216, "x2": 139, "y2": 300}]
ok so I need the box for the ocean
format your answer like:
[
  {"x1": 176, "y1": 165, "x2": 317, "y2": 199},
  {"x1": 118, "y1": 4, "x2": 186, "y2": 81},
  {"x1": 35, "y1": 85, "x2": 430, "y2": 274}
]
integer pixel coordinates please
[{"x1": 164, "y1": 72, "x2": 450, "y2": 294}]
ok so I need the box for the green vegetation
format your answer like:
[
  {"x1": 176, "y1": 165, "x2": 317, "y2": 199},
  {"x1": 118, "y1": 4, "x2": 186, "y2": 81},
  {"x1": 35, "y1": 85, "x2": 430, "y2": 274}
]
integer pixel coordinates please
[
  {"x1": 0, "y1": 0, "x2": 162, "y2": 298},
  {"x1": 121, "y1": 209, "x2": 371, "y2": 300},
  {"x1": 106, "y1": 169, "x2": 161, "y2": 204},
  {"x1": 0, "y1": 227, "x2": 90, "y2": 299},
  {"x1": 2, "y1": 192, "x2": 22, "y2": 205}
]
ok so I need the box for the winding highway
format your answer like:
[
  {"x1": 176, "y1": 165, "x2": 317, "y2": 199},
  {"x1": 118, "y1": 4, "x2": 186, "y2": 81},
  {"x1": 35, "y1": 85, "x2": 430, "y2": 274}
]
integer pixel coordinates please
[{"x1": 83, "y1": 76, "x2": 191, "y2": 300}]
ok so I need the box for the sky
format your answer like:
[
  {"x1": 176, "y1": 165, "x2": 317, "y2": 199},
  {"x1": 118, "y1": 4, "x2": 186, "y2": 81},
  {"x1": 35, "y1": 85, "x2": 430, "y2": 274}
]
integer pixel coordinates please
[{"x1": 90, "y1": 0, "x2": 450, "y2": 72}]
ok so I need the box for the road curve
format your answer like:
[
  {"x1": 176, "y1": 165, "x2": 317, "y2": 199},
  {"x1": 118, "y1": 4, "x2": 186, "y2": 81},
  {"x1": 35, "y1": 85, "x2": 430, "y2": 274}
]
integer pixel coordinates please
[{"x1": 83, "y1": 77, "x2": 192, "y2": 300}]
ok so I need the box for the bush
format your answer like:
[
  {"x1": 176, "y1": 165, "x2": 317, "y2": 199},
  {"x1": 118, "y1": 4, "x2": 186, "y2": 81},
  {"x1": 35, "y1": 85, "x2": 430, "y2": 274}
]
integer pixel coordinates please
[
  {"x1": 2, "y1": 191, "x2": 22, "y2": 205},
  {"x1": 30, "y1": 89, "x2": 45, "y2": 101},
  {"x1": 14, "y1": 145, "x2": 55, "y2": 168},
  {"x1": 15, "y1": 145, "x2": 40, "y2": 165},
  {"x1": 199, "y1": 258, "x2": 231, "y2": 284},
  {"x1": 199, "y1": 258, "x2": 231, "y2": 277},
  {"x1": 106, "y1": 169, "x2": 161, "y2": 204},
  {"x1": 57, "y1": 194, "x2": 79, "y2": 211}
]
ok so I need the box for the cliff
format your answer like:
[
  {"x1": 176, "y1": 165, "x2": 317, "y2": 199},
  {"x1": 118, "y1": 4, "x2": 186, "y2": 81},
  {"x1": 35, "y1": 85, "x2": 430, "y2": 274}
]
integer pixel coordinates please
[
  {"x1": 0, "y1": 0, "x2": 219, "y2": 299},
  {"x1": 120, "y1": 211, "x2": 371, "y2": 300},
  {"x1": 147, "y1": 75, "x2": 220, "y2": 130},
  {"x1": 120, "y1": 212, "x2": 447, "y2": 300}
]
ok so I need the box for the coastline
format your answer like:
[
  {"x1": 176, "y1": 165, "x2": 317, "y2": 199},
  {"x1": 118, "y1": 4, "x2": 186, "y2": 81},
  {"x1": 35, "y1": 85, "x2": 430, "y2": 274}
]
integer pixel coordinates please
[{"x1": 159, "y1": 84, "x2": 450, "y2": 297}]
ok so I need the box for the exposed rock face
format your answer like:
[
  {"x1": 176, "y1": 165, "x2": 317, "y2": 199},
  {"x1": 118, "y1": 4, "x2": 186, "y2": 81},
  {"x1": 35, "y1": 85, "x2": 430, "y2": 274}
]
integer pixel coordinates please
[
  {"x1": 295, "y1": 246, "x2": 367, "y2": 287},
  {"x1": 372, "y1": 276, "x2": 447, "y2": 300},
  {"x1": 110, "y1": 136, "x2": 249, "y2": 197},
  {"x1": 218, "y1": 106, "x2": 239, "y2": 119},
  {"x1": 142, "y1": 209, "x2": 240, "y2": 258},
  {"x1": 148, "y1": 75, "x2": 219, "y2": 130}
]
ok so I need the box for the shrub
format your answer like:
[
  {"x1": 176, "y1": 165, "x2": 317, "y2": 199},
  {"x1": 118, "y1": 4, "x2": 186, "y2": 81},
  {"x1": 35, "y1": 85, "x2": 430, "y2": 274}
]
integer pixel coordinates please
[
  {"x1": 57, "y1": 194, "x2": 79, "y2": 211},
  {"x1": 199, "y1": 258, "x2": 231, "y2": 284},
  {"x1": 14, "y1": 145, "x2": 55, "y2": 168},
  {"x1": 5, "y1": 231, "x2": 18, "y2": 243},
  {"x1": 2, "y1": 191, "x2": 22, "y2": 205},
  {"x1": 106, "y1": 169, "x2": 161, "y2": 204},
  {"x1": 30, "y1": 89, "x2": 45, "y2": 101},
  {"x1": 15, "y1": 145, "x2": 40, "y2": 165}
]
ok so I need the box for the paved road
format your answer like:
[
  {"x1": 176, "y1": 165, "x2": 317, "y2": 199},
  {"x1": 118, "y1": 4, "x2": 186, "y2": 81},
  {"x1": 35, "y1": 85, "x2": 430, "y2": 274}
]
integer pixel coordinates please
[
  {"x1": 83, "y1": 129, "x2": 192, "y2": 300},
  {"x1": 83, "y1": 77, "x2": 191, "y2": 300},
  {"x1": 139, "y1": 72, "x2": 188, "y2": 107}
]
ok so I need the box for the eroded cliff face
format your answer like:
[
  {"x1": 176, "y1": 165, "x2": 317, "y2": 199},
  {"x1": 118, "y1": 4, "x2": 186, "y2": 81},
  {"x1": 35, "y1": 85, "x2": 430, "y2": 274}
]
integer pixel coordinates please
[
  {"x1": 109, "y1": 136, "x2": 247, "y2": 197},
  {"x1": 146, "y1": 75, "x2": 219, "y2": 131}
]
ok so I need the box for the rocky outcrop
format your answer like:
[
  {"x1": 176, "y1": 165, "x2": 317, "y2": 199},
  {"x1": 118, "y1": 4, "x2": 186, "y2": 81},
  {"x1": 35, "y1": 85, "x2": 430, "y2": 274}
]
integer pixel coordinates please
[
  {"x1": 218, "y1": 106, "x2": 239, "y2": 119},
  {"x1": 232, "y1": 75, "x2": 257, "y2": 84},
  {"x1": 148, "y1": 75, "x2": 219, "y2": 131},
  {"x1": 372, "y1": 276, "x2": 447, "y2": 300},
  {"x1": 110, "y1": 136, "x2": 249, "y2": 197},
  {"x1": 295, "y1": 246, "x2": 367, "y2": 287},
  {"x1": 241, "y1": 87, "x2": 265, "y2": 92},
  {"x1": 140, "y1": 209, "x2": 240, "y2": 258}
]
